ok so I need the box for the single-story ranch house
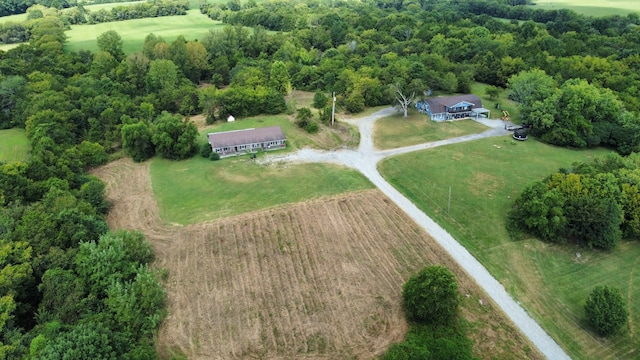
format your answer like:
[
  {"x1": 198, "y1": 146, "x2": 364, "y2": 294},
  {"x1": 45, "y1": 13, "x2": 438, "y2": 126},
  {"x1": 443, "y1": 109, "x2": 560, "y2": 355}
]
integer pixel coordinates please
[
  {"x1": 415, "y1": 94, "x2": 490, "y2": 121},
  {"x1": 207, "y1": 125, "x2": 286, "y2": 158}
]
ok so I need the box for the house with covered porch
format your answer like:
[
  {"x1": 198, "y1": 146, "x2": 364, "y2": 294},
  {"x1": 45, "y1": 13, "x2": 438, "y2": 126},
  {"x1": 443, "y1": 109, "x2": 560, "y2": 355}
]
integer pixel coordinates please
[
  {"x1": 416, "y1": 94, "x2": 490, "y2": 121},
  {"x1": 207, "y1": 125, "x2": 286, "y2": 158}
]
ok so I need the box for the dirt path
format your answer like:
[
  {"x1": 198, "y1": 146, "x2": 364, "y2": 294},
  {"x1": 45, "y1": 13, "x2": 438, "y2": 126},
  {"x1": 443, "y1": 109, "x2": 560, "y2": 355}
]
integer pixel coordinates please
[{"x1": 263, "y1": 108, "x2": 570, "y2": 360}]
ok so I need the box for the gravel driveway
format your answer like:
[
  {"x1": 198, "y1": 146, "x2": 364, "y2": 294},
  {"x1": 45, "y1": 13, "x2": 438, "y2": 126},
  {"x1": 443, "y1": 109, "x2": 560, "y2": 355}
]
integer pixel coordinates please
[{"x1": 264, "y1": 108, "x2": 570, "y2": 360}]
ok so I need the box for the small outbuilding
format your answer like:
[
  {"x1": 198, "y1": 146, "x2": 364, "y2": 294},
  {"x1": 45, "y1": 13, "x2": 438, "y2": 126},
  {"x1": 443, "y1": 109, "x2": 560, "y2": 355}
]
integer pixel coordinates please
[
  {"x1": 416, "y1": 94, "x2": 489, "y2": 121},
  {"x1": 207, "y1": 126, "x2": 286, "y2": 158}
]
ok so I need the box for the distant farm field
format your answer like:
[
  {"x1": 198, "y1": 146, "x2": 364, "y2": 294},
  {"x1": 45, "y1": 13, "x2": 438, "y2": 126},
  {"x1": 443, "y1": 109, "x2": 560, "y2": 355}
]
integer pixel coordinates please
[
  {"x1": 0, "y1": 128, "x2": 29, "y2": 163},
  {"x1": 64, "y1": 10, "x2": 222, "y2": 54},
  {"x1": 94, "y1": 158, "x2": 542, "y2": 360},
  {"x1": 379, "y1": 138, "x2": 640, "y2": 359},
  {"x1": 531, "y1": 0, "x2": 640, "y2": 16}
]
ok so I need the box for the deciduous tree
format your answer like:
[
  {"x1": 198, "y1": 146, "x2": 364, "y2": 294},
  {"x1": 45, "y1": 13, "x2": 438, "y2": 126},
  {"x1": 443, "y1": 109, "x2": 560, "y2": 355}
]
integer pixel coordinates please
[
  {"x1": 269, "y1": 60, "x2": 291, "y2": 95},
  {"x1": 151, "y1": 112, "x2": 198, "y2": 160},
  {"x1": 585, "y1": 286, "x2": 628, "y2": 336},
  {"x1": 122, "y1": 121, "x2": 155, "y2": 162},
  {"x1": 402, "y1": 266, "x2": 459, "y2": 325},
  {"x1": 390, "y1": 78, "x2": 423, "y2": 118},
  {"x1": 97, "y1": 30, "x2": 124, "y2": 62}
]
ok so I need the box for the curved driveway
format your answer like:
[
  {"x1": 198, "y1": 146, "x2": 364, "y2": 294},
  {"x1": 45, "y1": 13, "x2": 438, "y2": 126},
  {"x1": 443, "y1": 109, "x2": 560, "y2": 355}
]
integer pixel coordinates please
[{"x1": 265, "y1": 108, "x2": 570, "y2": 360}]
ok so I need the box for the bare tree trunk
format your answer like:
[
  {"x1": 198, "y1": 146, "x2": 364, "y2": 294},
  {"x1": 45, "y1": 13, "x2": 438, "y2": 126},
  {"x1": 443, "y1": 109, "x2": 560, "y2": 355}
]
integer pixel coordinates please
[{"x1": 393, "y1": 84, "x2": 414, "y2": 118}]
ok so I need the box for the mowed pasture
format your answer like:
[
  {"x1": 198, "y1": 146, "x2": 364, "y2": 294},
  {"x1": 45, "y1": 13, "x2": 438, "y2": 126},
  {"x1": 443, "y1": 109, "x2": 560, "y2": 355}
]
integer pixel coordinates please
[
  {"x1": 531, "y1": 0, "x2": 640, "y2": 16},
  {"x1": 151, "y1": 157, "x2": 374, "y2": 225},
  {"x1": 379, "y1": 137, "x2": 640, "y2": 359},
  {"x1": 374, "y1": 115, "x2": 488, "y2": 150},
  {"x1": 64, "y1": 10, "x2": 222, "y2": 54},
  {"x1": 0, "y1": 128, "x2": 29, "y2": 163},
  {"x1": 152, "y1": 114, "x2": 364, "y2": 225},
  {"x1": 93, "y1": 158, "x2": 542, "y2": 360}
]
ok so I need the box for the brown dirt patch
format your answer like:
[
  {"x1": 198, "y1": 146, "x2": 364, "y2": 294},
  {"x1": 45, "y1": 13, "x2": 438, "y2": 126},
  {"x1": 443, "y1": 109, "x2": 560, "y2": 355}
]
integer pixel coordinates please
[
  {"x1": 467, "y1": 172, "x2": 503, "y2": 198},
  {"x1": 94, "y1": 159, "x2": 542, "y2": 360},
  {"x1": 189, "y1": 114, "x2": 207, "y2": 130}
]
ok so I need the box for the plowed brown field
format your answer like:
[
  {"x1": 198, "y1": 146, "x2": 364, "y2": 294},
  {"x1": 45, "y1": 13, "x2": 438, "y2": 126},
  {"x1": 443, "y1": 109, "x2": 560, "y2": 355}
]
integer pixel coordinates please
[{"x1": 93, "y1": 158, "x2": 541, "y2": 360}]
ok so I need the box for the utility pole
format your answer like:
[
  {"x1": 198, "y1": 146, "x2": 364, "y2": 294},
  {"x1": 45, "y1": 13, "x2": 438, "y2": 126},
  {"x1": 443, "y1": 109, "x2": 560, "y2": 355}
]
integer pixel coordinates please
[{"x1": 331, "y1": 92, "x2": 336, "y2": 127}]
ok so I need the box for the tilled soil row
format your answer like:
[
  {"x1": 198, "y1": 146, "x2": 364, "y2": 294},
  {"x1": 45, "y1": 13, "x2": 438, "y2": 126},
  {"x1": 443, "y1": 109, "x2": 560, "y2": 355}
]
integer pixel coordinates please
[{"x1": 94, "y1": 158, "x2": 540, "y2": 360}]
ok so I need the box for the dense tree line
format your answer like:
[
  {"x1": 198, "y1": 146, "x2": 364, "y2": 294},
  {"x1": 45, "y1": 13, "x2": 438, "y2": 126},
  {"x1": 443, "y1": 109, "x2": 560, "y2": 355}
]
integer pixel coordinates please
[
  {"x1": 0, "y1": 17, "x2": 172, "y2": 359},
  {"x1": 508, "y1": 69, "x2": 640, "y2": 154},
  {"x1": 508, "y1": 153, "x2": 640, "y2": 250},
  {"x1": 0, "y1": 0, "x2": 73, "y2": 17},
  {"x1": 75, "y1": 0, "x2": 189, "y2": 25},
  {"x1": 198, "y1": 0, "x2": 640, "y2": 128}
]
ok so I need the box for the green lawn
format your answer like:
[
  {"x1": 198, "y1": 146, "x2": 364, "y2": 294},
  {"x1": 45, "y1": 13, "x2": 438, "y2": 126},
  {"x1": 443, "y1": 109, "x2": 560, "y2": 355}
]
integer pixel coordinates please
[
  {"x1": 64, "y1": 10, "x2": 222, "y2": 54},
  {"x1": 530, "y1": 0, "x2": 640, "y2": 16},
  {"x1": 379, "y1": 138, "x2": 640, "y2": 359},
  {"x1": 151, "y1": 157, "x2": 373, "y2": 225},
  {"x1": 0, "y1": 128, "x2": 29, "y2": 163},
  {"x1": 0, "y1": 13, "x2": 27, "y2": 24},
  {"x1": 0, "y1": 43, "x2": 21, "y2": 52},
  {"x1": 151, "y1": 114, "x2": 367, "y2": 225},
  {"x1": 374, "y1": 113, "x2": 489, "y2": 150}
]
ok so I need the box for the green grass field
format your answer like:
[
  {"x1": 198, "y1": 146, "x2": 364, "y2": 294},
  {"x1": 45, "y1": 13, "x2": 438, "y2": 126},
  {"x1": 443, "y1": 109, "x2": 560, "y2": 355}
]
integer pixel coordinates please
[
  {"x1": 152, "y1": 113, "x2": 366, "y2": 225},
  {"x1": 0, "y1": 43, "x2": 21, "y2": 52},
  {"x1": 64, "y1": 9, "x2": 222, "y2": 54},
  {"x1": 374, "y1": 114, "x2": 489, "y2": 150},
  {"x1": 0, "y1": 13, "x2": 27, "y2": 24},
  {"x1": 0, "y1": 128, "x2": 29, "y2": 163},
  {"x1": 531, "y1": 0, "x2": 640, "y2": 16},
  {"x1": 379, "y1": 138, "x2": 640, "y2": 359},
  {"x1": 151, "y1": 157, "x2": 373, "y2": 225}
]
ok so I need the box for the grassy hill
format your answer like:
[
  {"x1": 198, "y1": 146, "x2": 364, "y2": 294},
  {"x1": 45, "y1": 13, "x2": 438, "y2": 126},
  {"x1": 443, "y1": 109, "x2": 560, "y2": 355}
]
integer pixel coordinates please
[
  {"x1": 530, "y1": 0, "x2": 640, "y2": 16},
  {"x1": 64, "y1": 9, "x2": 221, "y2": 54}
]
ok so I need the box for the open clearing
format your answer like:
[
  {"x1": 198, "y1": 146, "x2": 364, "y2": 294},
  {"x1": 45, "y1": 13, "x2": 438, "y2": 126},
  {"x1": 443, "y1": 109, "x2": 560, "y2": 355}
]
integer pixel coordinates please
[
  {"x1": 93, "y1": 158, "x2": 541, "y2": 360},
  {"x1": 64, "y1": 10, "x2": 222, "y2": 54},
  {"x1": 0, "y1": 128, "x2": 29, "y2": 163},
  {"x1": 530, "y1": 0, "x2": 640, "y2": 16},
  {"x1": 151, "y1": 157, "x2": 374, "y2": 225},
  {"x1": 379, "y1": 138, "x2": 639, "y2": 359},
  {"x1": 374, "y1": 115, "x2": 488, "y2": 150},
  {"x1": 198, "y1": 111, "x2": 360, "y2": 152},
  {"x1": 152, "y1": 112, "x2": 364, "y2": 225}
]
